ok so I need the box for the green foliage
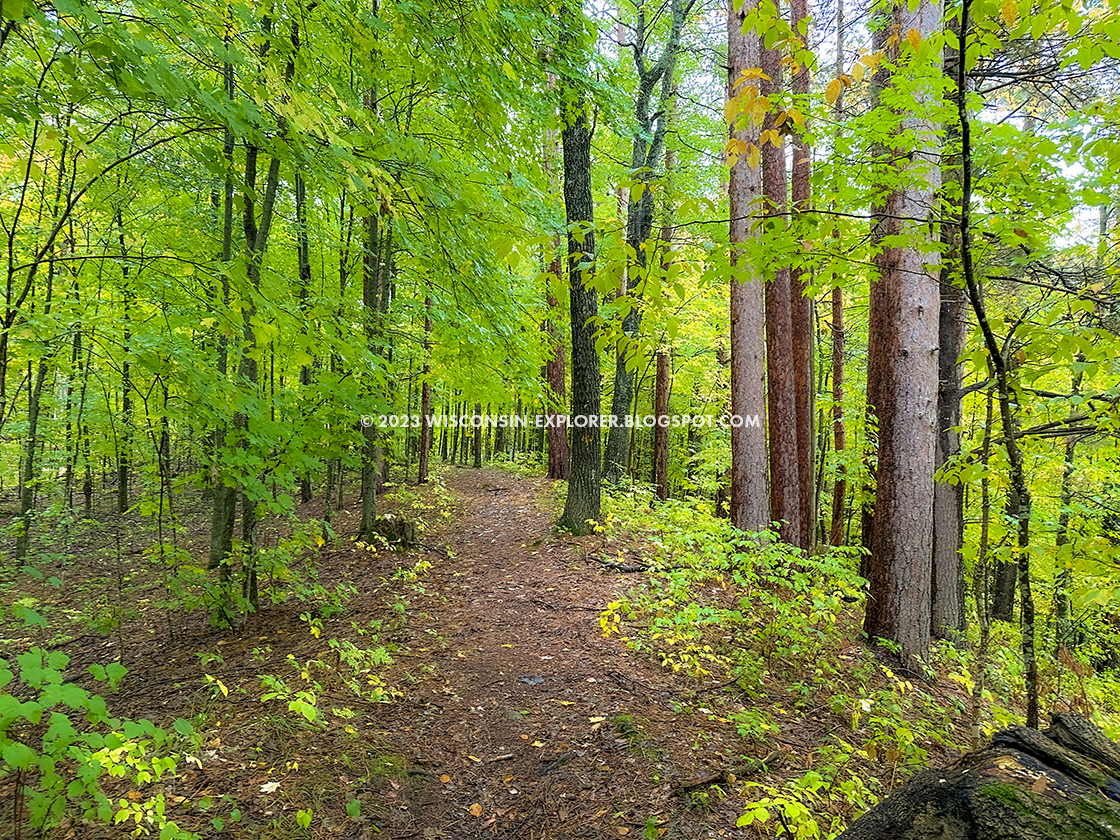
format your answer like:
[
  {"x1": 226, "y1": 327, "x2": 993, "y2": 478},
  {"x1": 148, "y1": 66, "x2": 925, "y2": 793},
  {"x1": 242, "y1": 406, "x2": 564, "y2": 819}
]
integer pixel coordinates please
[{"x1": 0, "y1": 649, "x2": 197, "y2": 838}]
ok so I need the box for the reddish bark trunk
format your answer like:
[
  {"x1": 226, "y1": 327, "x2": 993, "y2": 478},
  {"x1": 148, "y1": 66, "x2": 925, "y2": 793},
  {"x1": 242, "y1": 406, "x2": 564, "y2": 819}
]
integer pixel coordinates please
[
  {"x1": 760, "y1": 41, "x2": 800, "y2": 545},
  {"x1": 727, "y1": 0, "x2": 769, "y2": 534},
  {"x1": 862, "y1": 0, "x2": 943, "y2": 672}
]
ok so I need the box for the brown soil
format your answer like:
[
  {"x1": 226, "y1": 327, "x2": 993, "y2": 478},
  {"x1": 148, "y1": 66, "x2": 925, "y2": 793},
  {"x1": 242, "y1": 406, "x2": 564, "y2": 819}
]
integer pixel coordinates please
[{"x1": 374, "y1": 468, "x2": 755, "y2": 840}]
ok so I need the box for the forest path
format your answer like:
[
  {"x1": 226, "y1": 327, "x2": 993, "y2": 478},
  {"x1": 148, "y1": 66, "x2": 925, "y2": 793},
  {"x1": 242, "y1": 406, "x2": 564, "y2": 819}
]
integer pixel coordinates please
[{"x1": 378, "y1": 468, "x2": 750, "y2": 840}]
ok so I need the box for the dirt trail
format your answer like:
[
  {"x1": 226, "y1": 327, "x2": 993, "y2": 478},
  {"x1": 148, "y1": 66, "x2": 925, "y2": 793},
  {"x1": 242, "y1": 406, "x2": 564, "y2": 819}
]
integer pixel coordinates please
[{"x1": 378, "y1": 469, "x2": 752, "y2": 840}]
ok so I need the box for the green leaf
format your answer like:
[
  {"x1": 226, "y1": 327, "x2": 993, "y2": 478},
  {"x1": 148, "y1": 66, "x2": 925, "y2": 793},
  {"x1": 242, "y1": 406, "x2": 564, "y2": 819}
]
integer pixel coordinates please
[{"x1": 2, "y1": 741, "x2": 38, "y2": 770}]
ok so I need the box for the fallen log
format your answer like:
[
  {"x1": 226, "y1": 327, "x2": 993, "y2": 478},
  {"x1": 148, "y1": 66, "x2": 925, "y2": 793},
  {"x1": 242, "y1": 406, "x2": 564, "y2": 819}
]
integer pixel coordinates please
[{"x1": 838, "y1": 713, "x2": 1120, "y2": 840}]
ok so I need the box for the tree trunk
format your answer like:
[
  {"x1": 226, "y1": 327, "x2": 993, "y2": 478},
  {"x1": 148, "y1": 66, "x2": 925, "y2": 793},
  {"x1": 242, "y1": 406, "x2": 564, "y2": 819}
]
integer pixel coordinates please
[
  {"x1": 760, "y1": 41, "x2": 801, "y2": 545},
  {"x1": 359, "y1": 208, "x2": 381, "y2": 537},
  {"x1": 862, "y1": 0, "x2": 942, "y2": 673},
  {"x1": 727, "y1": 0, "x2": 769, "y2": 534},
  {"x1": 418, "y1": 295, "x2": 434, "y2": 484},
  {"x1": 473, "y1": 403, "x2": 483, "y2": 468},
  {"x1": 789, "y1": 0, "x2": 813, "y2": 551},
  {"x1": 295, "y1": 172, "x2": 313, "y2": 504},
  {"x1": 116, "y1": 208, "x2": 132, "y2": 515},
  {"x1": 1054, "y1": 367, "x2": 1082, "y2": 654},
  {"x1": 827, "y1": 0, "x2": 847, "y2": 548},
  {"x1": 653, "y1": 351, "x2": 669, "y2": 500},
  {"x1": 932, "y1": 25, "x2": 967, "y2": 641},
  {"x1": 557, "y1": 0, "x2": 601, "y2": 535},
  {"x1": 603, "y1": 0, "x2": 689, "y2": 484}
]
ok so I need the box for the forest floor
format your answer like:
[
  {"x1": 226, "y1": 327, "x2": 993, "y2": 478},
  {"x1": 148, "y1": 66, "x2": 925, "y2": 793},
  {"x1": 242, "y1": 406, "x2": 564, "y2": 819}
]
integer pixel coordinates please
[{"x1": 0, "y1": 467, "x2": 969, "y2": 839}]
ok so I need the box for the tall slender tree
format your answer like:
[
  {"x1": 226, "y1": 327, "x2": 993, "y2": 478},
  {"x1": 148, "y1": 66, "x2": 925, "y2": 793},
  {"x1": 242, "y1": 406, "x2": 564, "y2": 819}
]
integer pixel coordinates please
[
  {"x1": 727, "y1": 0, "x2": 769, "y2": 534},
  {"x1": 760, "y1": 33, "x2": 801, "y2": 545}
]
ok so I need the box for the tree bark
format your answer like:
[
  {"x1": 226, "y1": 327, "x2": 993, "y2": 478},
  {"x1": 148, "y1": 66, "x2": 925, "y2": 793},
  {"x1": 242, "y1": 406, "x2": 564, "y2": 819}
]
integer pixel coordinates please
[
  {"x1": 789, "y1": 0, "x2": 813, "y2": 551},
  {"x1": 418, "y1": 295, "x2": 434, "y2": 484},
  {"x1": 727, "y1": 0, "x2": 769, "y2": 534},
  {"x1": 828, "y1": 0, "x2": 847, "y2": 548},
  {"x1": 653, "y1": 351, "x2": 669, "y2": 500},
  {"x1": 295, "y1": 171, "x2": 313, "y2": 504},
  {"x1": 760, "y1": 41, "x2": 800, "y2": 545},
  {"x1": 932, "y1": 24, "x2": 967, "y2": 642},
  {"x1": 557, "y1": 0, "x2": 601, "y2": 535},
  {"x1": 863, "y1": 0, "x2": 942, "y2": 673},
  {"x1": 603, "y1": 0, "x2": 690, "y2": 484},
  {"x1": 116, "y1": 208, "x2": 132, "y2": 515}
]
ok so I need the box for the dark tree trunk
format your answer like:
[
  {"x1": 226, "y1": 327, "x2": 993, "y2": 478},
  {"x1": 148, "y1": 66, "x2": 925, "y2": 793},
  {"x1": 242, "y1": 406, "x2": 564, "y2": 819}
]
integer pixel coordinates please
[
  {"x1": 295, "y1": 172, "x2": 313, "y2": 504},
  {"x1": 932, "y1": 28, "x2": 967, "y2": 641},
  {"x1": 208, "y1": 65, "x2": 237, "y2": 572},
  {"x1": 359, "y1": 209, "x2": 380, "y2": 537},
  {"x1": 473, "y1": 403, "x2": 483, "y2": 468},
  {"x1": 557, "y1": 0, "x2": 601, "y2": 534},
  {"x1": 727, "y1": 0, "x2": 769, "y2": 534},
  {"x1": 418, "y1": 296, "x2": 433, "y2": 484},
  {"x1": 116, "y1": 208, "x2": 132, "y2": 515},
  {"x1": 827, "y1": 0, "x2": 847, "y2": 549},
  {"x1": 955, "y1": 0, "x2": 1036, "y2": 725},
  {"x1": 653, "y1": 352, "x2": 669, "y2": 500},
  {"x1": 1054, "y1": 368, "x2": 1082, "y2": 654},
  {"x1": 789, "y1": 0, "x2": 813, "y2": 551}
]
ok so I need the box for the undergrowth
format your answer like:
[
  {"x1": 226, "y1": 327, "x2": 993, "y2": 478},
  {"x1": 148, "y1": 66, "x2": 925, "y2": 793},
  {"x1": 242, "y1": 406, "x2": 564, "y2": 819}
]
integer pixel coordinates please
[{"x1": 593, "y1": 487, "x2": 1065, "y2": 838}]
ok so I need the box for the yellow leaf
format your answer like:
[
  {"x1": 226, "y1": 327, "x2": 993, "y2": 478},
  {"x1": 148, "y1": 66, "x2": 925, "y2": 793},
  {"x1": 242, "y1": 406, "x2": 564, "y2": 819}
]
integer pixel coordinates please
[
  {"x1": 862, "y1": 49, "x2": 885, "y2": 69},
  {"x1": 469, "y1": 803, "x2": 483, "y2": 817},
  {"x1": 724, "y1": 96, "x2": 740, "y2": 125},
  {"x1": 853, "y1": 62, "x2": 866, "y2": 82},
  {"x1": 747, "y1": 144, "x2": 761, "y2": 170},
  {"x1": 839, "y1": 73, "x2": 852, "y2": 88},
  {"x1": 787, "y1": 107, "x2": 805, "y2": 127},
  {"x1": 825, "y1": 78, "x2": 842, "y2": 106},
  {"x1": 469, "y1": 755, "x2": 482, "y2": 762},
  {"x1": 1001, "y1": 0, "x2": 1018, "y2": 26},
  {"x1": 907, "y1": 28, "x2": 921, "y2": 50},
  {"x1": 440, "y1": 774, "x2": 451, "y2": 783}
]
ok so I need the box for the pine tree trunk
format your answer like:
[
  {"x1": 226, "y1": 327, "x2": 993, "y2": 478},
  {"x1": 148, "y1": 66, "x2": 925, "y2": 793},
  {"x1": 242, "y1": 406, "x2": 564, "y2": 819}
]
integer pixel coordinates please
[
  {"x1": 727, "y1": 0, "x2": 769, "y2": 534},
  {"x1": 862, "y1": 0, "x2": 942, "y2": 672},
  {"x1": 760, "y1": 41, "x2": 801, "y2": 545}
]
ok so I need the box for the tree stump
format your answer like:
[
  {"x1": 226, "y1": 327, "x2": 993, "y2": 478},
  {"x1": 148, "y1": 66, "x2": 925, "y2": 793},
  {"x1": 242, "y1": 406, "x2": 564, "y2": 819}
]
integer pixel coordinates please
[
  {"x1": 838, "y1": 713, "x2": 1120, "y2": 840},
  {"x1": 372, "y1": 514, "x2": 417, "y2": 548}
]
